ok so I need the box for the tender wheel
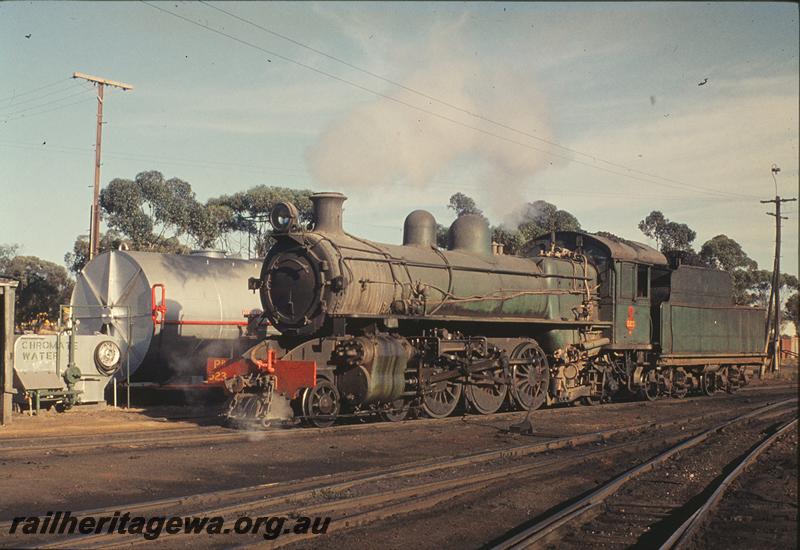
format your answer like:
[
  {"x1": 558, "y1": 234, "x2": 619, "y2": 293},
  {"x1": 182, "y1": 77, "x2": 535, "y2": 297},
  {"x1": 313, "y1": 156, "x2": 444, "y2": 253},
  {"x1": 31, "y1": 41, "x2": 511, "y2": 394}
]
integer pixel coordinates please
[
  {"x1": 302, "y1": 380, "x2": 340, "y2": 428},
  {"x1": 725, "y1": 367, "x2": 742, "y2": 393},
  {"x1": 672, "y1": 368, "x2": 688, "y2": 399},
  {"x1": 701, "y1": 372, "x2": 717, "y2": 396},
  {"x1": 580, "y1": 395, "x2": 600, "y2": 406},
  {"x1": 380, "y1": 398, "x2": 411, "y2": 422},
  {"x1": 465, "y1": 368, "x2": 508, "y2": 415},
  {"x1": 509, "y1": 341, "x2": 549, "y2": 411},
  {"x1": 421, "y1": 377, "x2": 463, "y2": 419},
  {"x1": 640, "y1": 369, "x2": 660, "y2": 401}
]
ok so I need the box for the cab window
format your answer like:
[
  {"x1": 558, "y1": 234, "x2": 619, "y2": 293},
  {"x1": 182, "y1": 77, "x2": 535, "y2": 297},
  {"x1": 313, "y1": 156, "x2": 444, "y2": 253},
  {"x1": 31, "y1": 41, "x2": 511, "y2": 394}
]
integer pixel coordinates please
[
  {"x1": 618, "y1": 263, "x2": 635, "y2": 299},
  {"x1": 636, "y1": 265, "x2": 649, "y2": 298}
]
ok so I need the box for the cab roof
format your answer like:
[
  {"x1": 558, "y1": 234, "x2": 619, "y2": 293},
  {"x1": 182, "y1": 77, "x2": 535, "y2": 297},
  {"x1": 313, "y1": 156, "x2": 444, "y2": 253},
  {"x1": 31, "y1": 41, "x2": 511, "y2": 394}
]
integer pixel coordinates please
[{"x1": 531, "y1": 231, "x2": 668, "y2": 266}]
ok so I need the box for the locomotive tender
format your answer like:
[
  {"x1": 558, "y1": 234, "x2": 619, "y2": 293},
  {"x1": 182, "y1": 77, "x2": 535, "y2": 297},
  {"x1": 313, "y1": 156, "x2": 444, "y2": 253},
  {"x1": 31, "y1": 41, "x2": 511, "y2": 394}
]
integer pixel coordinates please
[{"x1": 224, "y1": 192, "x2": 766, "y2": 427}]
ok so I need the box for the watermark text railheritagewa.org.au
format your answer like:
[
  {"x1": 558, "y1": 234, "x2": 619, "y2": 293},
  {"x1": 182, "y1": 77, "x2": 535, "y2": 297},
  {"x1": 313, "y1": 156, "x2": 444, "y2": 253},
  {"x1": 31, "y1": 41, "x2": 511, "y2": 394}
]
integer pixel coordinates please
[{"x1": 8, "y1": 511, "x2": 331, "y2": 540}]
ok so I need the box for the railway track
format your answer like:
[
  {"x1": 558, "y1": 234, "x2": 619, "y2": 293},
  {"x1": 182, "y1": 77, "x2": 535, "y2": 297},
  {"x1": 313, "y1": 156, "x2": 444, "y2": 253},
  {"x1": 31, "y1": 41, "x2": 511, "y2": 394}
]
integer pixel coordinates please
[
  {"x1": 6, "y1": 415, "x2": 694, "y2": 549},
  {"x1": 674, "y1": 416, "x2": 798, "y2": 549},
  {"x1": 489, "y1": 400, "x2": 797, "y2": 549},
  {"x1": 660, "y1": 417, "x2": 797, "y2": 549},
  {"x1": 4, "y1": 397, "x2": 793, "y2": 549},
  {"x1": 1, "y1": 384, "x2": 793, "y2": 455}
]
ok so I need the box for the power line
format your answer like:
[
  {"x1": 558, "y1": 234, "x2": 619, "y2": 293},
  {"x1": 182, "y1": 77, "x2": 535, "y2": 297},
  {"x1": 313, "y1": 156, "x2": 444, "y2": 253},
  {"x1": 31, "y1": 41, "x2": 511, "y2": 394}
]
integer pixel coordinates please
[
  {"x1": 139, "y1": 1, "x2": 754, "y2": 201},
  {"x1": 0, "y1": 80, "x2": 85, "y2": 109},
  {"x1": 0, "y1": 86, "x2": 95, "y2": 118},
  {"x1": 0, "y1": 96, "x2": 97, "y2": 123},
  {"x1": 0, "y1": 139, "x2": 749, "y2": 207},
  {"x1": 198, "y1": 1, "x2": 759, "y2": 201},
  {"x1": 0, "y1": 78, "x2": 70, "y2": 103},
  {"x1": 0, "y1": 140, "x2": 311, "y2": 175},
  {"x1": 198, "y1": 1, "x2": 752, "y2": 202}
]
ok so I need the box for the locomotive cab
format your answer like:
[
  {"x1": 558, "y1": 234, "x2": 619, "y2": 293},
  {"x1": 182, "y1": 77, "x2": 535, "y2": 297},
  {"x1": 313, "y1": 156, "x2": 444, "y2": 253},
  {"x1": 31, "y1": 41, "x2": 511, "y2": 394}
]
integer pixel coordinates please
[{"x1": 529, "y1": 231, "x2": 668, "y2": 350}]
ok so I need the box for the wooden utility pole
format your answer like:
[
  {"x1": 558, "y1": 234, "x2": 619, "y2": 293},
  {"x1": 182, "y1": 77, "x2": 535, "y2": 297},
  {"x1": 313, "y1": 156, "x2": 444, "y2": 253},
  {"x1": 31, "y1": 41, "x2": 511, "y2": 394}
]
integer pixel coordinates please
[
  {"x1": 761, "y1": 165, "x2": 796, "y2": 374},
  {"x1": 1, "y1": 279, "x2": 18, "y2": 425},
  {"x1": 72, "y1": 72, "x2": 133, "y2": 260}
]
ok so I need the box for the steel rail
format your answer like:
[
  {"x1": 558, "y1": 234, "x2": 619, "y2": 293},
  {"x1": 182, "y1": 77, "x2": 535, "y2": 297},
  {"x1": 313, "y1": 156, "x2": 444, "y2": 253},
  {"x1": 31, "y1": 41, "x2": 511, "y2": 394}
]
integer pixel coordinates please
[
  {"x1": 227, "y1": 401, "x2": 799, "y2": 550},
  {"x1": 660, "y1": 417, "x2": 798, "y2": 550},
  {"x1": 21, "y1": 400, "x2": 793, "y2": 549},
  {"x1": 1, "y1": 385, "x2": 793, "y2": 454},
  {"x1": 0, "y1": 427, "x2": 245, "y2": 453},
  {"x1": 259, "y1": 433, "x2": 695, "y2": 550},
  {"x1": 490, "y1": 397, "x2": 797, "y2": 550},
  {"x1": 25, "y1": 413, "x2": 717, "y2": 550},
  {"x1": 37, "y1": 417, "x2": 727, "y2": 550}
]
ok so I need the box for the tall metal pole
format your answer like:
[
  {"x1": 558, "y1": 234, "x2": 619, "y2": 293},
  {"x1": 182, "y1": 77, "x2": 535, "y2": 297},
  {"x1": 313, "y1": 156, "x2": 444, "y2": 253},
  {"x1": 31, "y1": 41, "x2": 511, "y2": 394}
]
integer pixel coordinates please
[
  {"x1": 72, "y1": 72, "x2": 133, "y2": 260},
  {"x1": 761, "y1": 166, "x2": 797, "y2": 374}
]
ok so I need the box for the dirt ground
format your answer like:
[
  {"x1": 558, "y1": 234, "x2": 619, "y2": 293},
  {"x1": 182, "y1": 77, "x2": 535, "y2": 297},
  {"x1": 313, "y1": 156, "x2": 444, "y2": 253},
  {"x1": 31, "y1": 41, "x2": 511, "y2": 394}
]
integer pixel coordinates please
[{"x1": 0, "y1": 382, "x2": 796, "y2": 548}]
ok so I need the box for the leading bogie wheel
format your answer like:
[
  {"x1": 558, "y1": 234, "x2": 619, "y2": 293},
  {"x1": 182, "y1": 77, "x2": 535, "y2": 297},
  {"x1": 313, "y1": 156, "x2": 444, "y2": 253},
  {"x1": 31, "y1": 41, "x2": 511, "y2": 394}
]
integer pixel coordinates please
[
  {"x1": 302, "y1": 380, "x2": 340, "y2": 428},
  {"x1": 380, "y1": 398, "x2": 411, "y2": 422}
]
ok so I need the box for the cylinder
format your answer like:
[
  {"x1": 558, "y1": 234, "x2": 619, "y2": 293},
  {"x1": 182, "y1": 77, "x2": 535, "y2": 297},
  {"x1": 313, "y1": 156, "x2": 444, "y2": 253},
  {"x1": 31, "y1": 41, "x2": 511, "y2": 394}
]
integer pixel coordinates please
[
  {"x1": 311, "y1": 192, "x2": 347, "y2": 234},
  {"x1": 71, "y1": 250, "x2": 264, "y2": 382},
  {"x1": 335, "y1": 335, "x2": 411, "y2": 404},
  {"x1": 403, "y1": 210, "x2": 437, "y2": 247}
]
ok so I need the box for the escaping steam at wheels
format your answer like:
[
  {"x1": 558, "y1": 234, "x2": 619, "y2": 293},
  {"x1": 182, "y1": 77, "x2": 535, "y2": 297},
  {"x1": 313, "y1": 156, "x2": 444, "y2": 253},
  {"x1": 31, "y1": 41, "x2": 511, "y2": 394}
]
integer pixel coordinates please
[{"x1": 220, "y1": 192, "x2": 766, "y2": 428}]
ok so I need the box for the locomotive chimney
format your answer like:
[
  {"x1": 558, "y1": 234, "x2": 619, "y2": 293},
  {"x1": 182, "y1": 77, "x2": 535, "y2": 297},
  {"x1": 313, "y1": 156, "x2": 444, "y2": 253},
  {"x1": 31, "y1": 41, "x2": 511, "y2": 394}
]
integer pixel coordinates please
[
  {"x1": 311, "y1": 192, "x2": 347, "y2": 234},
  {"x1": 403, "y1": 210, "x2": 437, "y2": 247}
]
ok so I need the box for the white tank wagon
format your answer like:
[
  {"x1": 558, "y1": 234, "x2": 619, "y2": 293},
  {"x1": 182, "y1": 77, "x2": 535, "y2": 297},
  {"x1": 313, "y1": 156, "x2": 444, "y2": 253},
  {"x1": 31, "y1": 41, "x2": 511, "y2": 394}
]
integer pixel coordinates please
[{"x1": 71, "y1": 250, "x2": 268, "y2": 385}]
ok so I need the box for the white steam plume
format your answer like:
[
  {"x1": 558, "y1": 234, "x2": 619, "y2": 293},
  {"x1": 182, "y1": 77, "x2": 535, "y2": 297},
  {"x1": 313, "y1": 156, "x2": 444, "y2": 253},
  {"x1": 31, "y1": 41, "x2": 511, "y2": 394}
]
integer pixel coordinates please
[{"x1": 306, "y1": 24, "x2": 557, "y2": 215}]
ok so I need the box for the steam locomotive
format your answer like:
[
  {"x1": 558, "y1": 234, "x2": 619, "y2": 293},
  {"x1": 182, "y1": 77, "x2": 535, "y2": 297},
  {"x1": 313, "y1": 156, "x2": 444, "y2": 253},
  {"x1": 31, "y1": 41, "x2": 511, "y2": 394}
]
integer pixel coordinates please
[{"x1": 220, "y1": 192, "x2": 766, "y2": 427}]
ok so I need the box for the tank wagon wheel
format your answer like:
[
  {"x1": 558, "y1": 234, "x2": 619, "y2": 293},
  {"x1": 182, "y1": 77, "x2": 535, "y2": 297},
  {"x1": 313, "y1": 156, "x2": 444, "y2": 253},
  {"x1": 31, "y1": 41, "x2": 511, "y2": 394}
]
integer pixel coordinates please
[
  {"x1": 671, "y1": 368, "x2": 689, "y2": 399},
  {"x1": 465, "y1": 369, "x2": 508, "y2": 415},
  {"x1": 302, "y1": 380, "x2": 340, "y2": 428},
  {"x1": 421, "y1": 378, "x2": 463, "y2": 419},
  {"x1": 380, "y1": 399, "x2": 411, "y2": 422},
  {"x1": 509, "y1": 341, "x2": 549, "y2": 411}
]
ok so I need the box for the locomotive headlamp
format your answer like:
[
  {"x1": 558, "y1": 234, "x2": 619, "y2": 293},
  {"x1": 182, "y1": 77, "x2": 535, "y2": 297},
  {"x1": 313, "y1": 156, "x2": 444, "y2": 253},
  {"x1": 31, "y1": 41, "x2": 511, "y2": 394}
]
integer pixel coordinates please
[
  {"x1": 270, "y1": 202, "x2": 300, "y2": 233},
  {"x1": 94, "y1": 340, "x2": 121, "y2": 375}
]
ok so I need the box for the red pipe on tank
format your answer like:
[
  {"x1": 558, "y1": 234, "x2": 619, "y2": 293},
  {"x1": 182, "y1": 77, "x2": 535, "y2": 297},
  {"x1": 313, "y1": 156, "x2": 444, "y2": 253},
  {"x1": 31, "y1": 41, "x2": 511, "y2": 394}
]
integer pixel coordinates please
[
  {"x1": 151, "y1": 284, "x2": 166, "y2": 324},
  {"x1": 162, "y1": 320, "x2": 248, "y2": 326},
  {"x1": 151, "y1": 284, "x2": 262, "y2": 327}
]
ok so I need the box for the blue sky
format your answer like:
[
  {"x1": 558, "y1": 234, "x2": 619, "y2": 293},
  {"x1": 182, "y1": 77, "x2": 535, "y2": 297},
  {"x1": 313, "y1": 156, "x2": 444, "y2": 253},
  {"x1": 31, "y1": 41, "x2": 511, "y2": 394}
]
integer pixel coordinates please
[{"x1": 1, "y1": 1, "x2": 797, "y2": 275}]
